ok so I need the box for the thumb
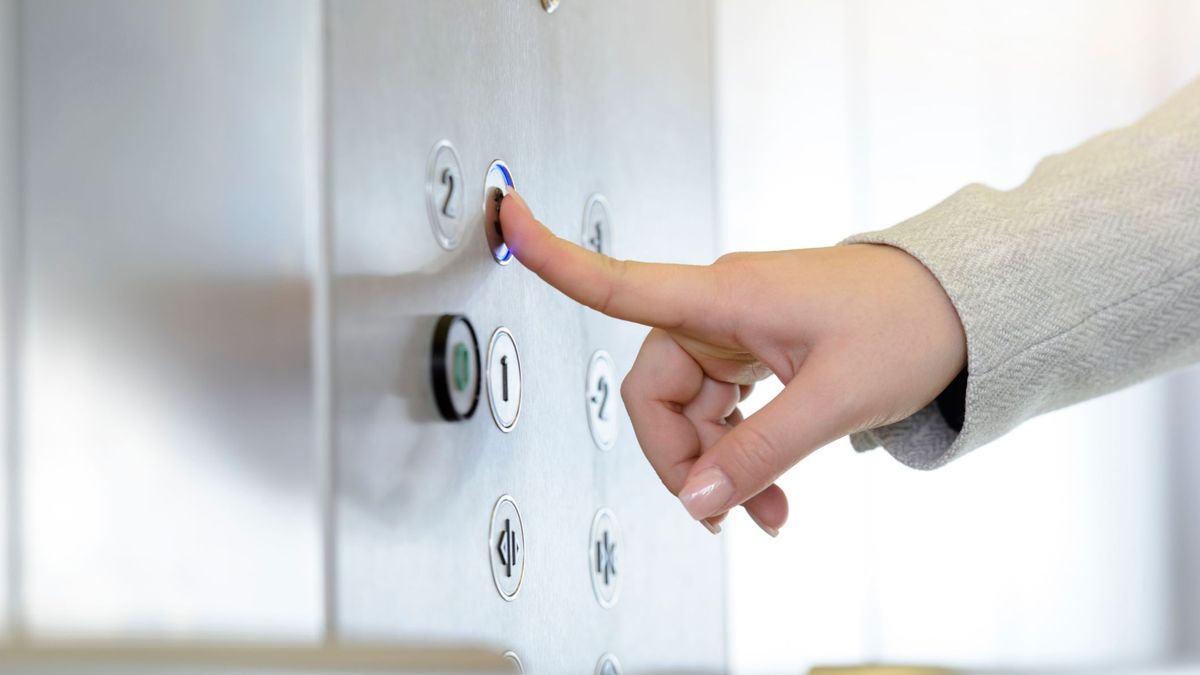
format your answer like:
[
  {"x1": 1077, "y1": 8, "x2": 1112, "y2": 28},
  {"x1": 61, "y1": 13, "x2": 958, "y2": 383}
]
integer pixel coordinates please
[{"x1": 676, "y1": 360, "x2": 850, "y2": 521}]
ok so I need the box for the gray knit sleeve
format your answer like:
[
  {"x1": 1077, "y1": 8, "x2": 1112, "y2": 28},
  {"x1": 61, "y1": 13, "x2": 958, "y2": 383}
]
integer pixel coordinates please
[{"x1": 842, "y1": 77, "x2": 1200, "y2": 470}]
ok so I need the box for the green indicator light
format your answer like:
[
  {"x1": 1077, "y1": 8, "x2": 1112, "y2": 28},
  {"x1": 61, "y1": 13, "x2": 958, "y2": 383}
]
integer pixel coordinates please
[{"x1": 453, "y1": 342, "x2": 471, "y2": 392}]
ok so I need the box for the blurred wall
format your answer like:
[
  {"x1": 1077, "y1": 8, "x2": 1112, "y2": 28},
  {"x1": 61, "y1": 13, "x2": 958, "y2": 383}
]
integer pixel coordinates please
[{"x1": 714, "y1": 1, "x2": 1200, "y2": 672}]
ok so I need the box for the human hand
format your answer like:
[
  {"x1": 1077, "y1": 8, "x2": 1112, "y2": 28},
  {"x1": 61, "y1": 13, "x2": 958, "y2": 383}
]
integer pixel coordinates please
[{"x1": 499, "y1": 191, "x2": 966, "y2": 536}]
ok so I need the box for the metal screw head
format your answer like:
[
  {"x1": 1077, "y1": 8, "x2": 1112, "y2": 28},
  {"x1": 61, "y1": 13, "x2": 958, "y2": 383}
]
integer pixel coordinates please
[{"x1": 541, "y1": 0, "x2": 559, "y2": 13}]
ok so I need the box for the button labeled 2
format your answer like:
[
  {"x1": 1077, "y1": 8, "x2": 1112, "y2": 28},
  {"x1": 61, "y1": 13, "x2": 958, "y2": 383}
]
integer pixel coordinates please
[
  {"x1": 425, "y1": 140, "x2": 466, "y2": 249},
  {"x1": 487, "y1": 327, "x2": 522, "y2": 432},
  {"x1": 585, "y1": 350, "x2": 618, "y2": 450}
]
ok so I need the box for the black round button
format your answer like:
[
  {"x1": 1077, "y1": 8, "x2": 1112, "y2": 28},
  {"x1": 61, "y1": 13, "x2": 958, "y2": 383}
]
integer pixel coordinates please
[{"x1": 431, "y1": 314, "x2": 481, "y2": 421}]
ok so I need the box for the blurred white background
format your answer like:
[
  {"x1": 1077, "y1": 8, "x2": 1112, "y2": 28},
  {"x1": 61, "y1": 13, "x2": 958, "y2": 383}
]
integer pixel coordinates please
[{"x1": 714, "y1": 1, "x2": 1200, "y2": 673}]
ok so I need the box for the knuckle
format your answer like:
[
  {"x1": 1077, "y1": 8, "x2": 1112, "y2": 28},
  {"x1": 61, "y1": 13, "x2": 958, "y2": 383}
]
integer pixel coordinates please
[{"x1": 724, "y1": 424, "x2": 782, "y2": 488}]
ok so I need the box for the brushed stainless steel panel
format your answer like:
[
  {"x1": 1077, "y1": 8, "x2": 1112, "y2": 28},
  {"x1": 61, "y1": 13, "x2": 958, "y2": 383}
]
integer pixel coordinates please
[
  {"x1": 19, "y1": 1, "x2": 323, "y2": 638},
  {"x1": 328, "y1": 1, "x2": 724, "y2": 672}
]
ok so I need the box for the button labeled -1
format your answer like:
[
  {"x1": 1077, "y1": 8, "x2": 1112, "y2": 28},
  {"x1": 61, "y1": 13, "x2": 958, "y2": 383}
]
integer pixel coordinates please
[{"x1": 486, "y1": 327, "x2": 522, "y2": 432}]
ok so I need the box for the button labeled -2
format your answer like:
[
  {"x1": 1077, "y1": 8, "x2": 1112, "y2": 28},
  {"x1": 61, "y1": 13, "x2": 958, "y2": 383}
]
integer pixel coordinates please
[{"x1": 585, "y1": 350, "x2": 618, "y2": 450}]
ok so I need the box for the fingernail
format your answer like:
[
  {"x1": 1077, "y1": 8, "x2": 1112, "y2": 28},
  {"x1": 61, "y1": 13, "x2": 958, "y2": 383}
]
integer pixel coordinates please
[
  {"x1": 679, "y1": 466, "x2": 734, "y2": 521},
  {"x1": 747, "y1": 510, "x2": 779, "y2": 538},
  {"x1": 701, "y1": 519, "x2": 722, "y2": 535}
]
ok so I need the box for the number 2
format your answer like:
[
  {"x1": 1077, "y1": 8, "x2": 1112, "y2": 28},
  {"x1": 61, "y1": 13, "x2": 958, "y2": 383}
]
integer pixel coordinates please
[{"x1": 440, "y1": 167, "x2": 458, "y2": 218}]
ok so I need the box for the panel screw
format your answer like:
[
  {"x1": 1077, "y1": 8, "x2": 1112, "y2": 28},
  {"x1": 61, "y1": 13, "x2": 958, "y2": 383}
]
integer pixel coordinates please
[{"x1": 541, "y1": 0, "x2": 559, "y2": 13}]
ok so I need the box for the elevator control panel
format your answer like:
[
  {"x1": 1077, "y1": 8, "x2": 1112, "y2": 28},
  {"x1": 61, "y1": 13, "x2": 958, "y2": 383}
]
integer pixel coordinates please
[{"x1": 330, "y1": 2, "x2": 723, "y2": 671}]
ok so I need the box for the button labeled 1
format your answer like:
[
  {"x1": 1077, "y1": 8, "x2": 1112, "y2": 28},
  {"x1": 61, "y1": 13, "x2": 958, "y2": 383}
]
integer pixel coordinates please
[
  {"x1": 490, "y1": 495, "x2": 525, "y2": 601},
  {"x1": 589, "y1": 508, "x2": 621, "y2": 608},
  {"x1": 585, "y1": 350, "x2": 618, "y2": 450},
  {"x1": 430, "y1": 314, "x2": 480, "y2": 421},
  {"x1": 484, "y1": 159, "x2": 516, "y2": 264},
  {"x1": 487, "y1": 327, "x2": 522, "y2": 432}
]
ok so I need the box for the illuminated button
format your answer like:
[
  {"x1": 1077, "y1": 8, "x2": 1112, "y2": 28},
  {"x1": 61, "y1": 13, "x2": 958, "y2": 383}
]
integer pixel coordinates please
[
  {"x1": 589, "y1": 508, "x2": 621, "y2": 609},
  {"x1": 484, "y1": 159, "x2": 516, "y2": 264},
  {"x1": 489, "y1": 495, "x2": 525, "y2": 601},
  {"x1": 486, "y1": 327, "x2": 522, "y2": 432},
  {"x1": 430, "y1": 314, "x2": 481, "y2": 422},
  {"x1": 581, "y1": 193, "x2": 613, "y2": 256},
  {"x1": 585, "y1": 350, "x2": 618, "y2": 450},
  {"x1": 594, "y1": 653, "x2": 622, "y2": 675},
  {"x1": 425, "y1": 139, "x2": 466, "y2": 249}
]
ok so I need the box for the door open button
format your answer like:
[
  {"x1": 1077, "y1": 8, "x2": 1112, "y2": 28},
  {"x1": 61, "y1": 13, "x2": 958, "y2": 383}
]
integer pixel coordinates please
[{"x1": 486, "y1": 327, "x2": 522, "y2": 432}]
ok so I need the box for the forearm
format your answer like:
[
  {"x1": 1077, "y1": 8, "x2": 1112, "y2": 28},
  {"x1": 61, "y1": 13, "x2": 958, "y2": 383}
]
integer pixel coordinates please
[{"x1": 845, "y1": 77, "x2": 1200, "y2": 469}]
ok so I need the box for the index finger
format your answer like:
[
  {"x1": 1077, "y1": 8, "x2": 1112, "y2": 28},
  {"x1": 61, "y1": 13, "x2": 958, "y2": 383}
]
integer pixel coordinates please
[{"x1": 500, "y1": 191, "x2": 720, "y2": 331}]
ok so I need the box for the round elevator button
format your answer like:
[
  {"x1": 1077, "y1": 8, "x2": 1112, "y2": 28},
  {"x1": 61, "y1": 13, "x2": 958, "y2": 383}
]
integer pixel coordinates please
[
  {"x1": 489, "y1": 495, "x2": 525, "y2": 601},
  {"x1": 425, "y1": 139, "x2": 466, "y2": 249},
  {"x1": 585, "y1": 350, "x2": 618, "y2": 450},
  {"x1": 502, "y1": 650, "x2": 524, "y2": 673},
  {"x1": 594, "y1": 653, "x2": 622, "y2": 675},
  {"x1": 430, "y1": 314, "x2": 481, "y2": 421},
  {"x1": 486, "y1": 327, "x2": 522, "y2": 432},
  {"x1": 582, "y1": 193, "x2": 613, "y2": 256},
  {"x1": 589, "y1": 508, "x2": 621, "y2": 608},
  {"x1": 484, "y1": 159, "x2": 516, "y2": 264}
]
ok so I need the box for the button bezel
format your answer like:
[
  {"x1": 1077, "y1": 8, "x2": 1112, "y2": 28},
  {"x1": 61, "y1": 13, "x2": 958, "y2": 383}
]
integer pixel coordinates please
[
  {"x1": 484, "y1": 159, "x2": 516, "y2": 265},
  {"x1": 486, "y1": 326, "x2": 522, "y2": 432},
  {"x1": 589, "y1": 507, "x2": 621, "y2": 609},
  {"x1": 489, "y1": 494, "x2": 525, "y2": 602},
  {"x1": 430, "y1": 314, "x2": 481, "y2": 421},
  {"x1": 425, "y1": 139, "x2": 466, "y2": 250}
]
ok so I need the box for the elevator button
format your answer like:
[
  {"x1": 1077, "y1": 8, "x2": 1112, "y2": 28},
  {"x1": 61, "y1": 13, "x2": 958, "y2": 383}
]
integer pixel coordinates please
[
  {"x1": 426, "y1": 140, "x2": 467, "y2": 250},
  {"x1": 502, "y1": 650, "x2": 524, "y2": 673},
  {"x1": 486, "y1": 327, "x2": 522, "y2": 432},
  {"x1": 589, "y1": 508, "x2": 621, "y2": 608},
  {"x1": 431, "y1": 314, "x2": 481, "y2": 421},
  {"x1": 484, "y1": 159, "x2": 516, "y2": 264},
  {"x1": 490, "y1": 495, "x2": 525, "y2": 601},
  {"x1": 585, "y1": 350, "x2": 618, "y2": 450},
  {"x1": 594, "y1": 653, "x2": 622, "y2": 675},
  {"x1": 582, "y1": 193, "x2": 613, "y2": 256}
]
